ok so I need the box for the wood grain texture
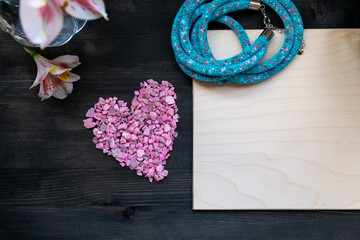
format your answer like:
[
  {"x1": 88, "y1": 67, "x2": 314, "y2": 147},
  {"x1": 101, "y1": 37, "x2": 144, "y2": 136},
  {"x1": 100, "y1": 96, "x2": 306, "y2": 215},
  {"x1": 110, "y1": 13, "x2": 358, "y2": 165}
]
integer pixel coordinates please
[
  {"x1": 194, "y1": 29, "x2": 360, "y2": 210},
  {"x1": 0, "y1": 0, "x2": 360, "y2": 239}
]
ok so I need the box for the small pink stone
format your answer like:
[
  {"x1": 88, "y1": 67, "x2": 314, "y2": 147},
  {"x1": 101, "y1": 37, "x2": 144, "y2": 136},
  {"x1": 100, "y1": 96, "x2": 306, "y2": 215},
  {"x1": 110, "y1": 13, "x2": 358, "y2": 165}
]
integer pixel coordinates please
[
  {"x1": 137, "y1": 149, "x2": 145, "y2": 157},
  {"x1": 94, "y1": 113, "x2": 102, "y2": 120},
  {"x1": 103, "y1": 104, "x2": 110, "y2": 110},
  {"x1": 130, "y1": 135, "x2": 138, "y2": 141},
  {"x1": 93, "y1": 128, "x2": 102, "y2": 138},
  {"x1": 162, "y1": 170, "x2": 169, "y2": 177},
  {"x1": 122, "y1": 132, "x2": 131, "y2": 139},
  {"x1": 117, "y1": 123, "x2": 128, "y2": 130},
  {"x1": 109, "y1": 117, "x2": 117, "y2": 123},
  {"x1": 167, "y1": 108, "x2": 174, "y2": 116},
  {"x1": 161, "y1": 114, "x2": 168, "y2": 122},
  {"x1": 130, "y1": 159, "x2": 138, "y2": 168},
  {"x1": 86, "y1": 108, "x2": 94, "y2": 118},
  {"x1": 128, "y1": 127, "x2": 135, "y2": 133},
  {"x1": 165, "y1": 139, "x2": 172, "y2": 146},
  {"x1": 156, "y1": 165, "x2": 164, "y2": 173},
  {"x1": 107, "y1": 123, "x2": 116, "y2": 133},
  {"x1": 112, "y1": 148, "x2": 122, "y2": 158},
  {"x1": 149, "y1": 112, "x2": 157, "y2": 120},
  {"x1": 143, "y1": 127, "x2": 150, "y2": 136},
  {"x1": 143, "y1": 91, "x2": 150, "y2": 99},
  {"x1": 164, "y1": 124, "x2": 171, "y2": 133},
  {"x1": 120, "y1": 107, "x2": 128, "y2": 113},
  {"x1": 110, "y1": 139, "x2": 116, "y2": 149},
  {"x1": 83, "y1": 118, "x2": 95, "y2": 129}
]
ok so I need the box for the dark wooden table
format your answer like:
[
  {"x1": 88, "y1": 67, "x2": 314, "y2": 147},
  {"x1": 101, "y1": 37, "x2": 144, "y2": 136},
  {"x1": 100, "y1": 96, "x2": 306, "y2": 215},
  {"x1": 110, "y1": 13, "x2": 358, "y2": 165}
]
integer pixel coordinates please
[{"x1": 1, "y1": 1, "x2": 360, "y2": 239}]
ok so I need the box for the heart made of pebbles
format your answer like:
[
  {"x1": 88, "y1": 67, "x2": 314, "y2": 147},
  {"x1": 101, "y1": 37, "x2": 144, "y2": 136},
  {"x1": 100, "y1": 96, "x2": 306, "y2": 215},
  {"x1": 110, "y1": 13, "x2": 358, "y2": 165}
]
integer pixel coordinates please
[{"x1": 83, "y1": 80, "x2": 179, "y2": 182}]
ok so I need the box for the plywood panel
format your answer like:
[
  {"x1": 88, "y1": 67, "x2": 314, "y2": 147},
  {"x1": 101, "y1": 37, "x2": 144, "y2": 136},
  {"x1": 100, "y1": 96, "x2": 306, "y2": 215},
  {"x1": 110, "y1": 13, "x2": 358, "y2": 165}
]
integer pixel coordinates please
[{"x1": 193, "y1": 29, "x2": 360, "y2": 210}]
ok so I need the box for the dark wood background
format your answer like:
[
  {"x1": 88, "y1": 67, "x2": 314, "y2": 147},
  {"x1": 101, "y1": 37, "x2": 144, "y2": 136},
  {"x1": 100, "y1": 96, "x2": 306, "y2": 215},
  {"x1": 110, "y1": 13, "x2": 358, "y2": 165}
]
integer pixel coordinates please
[{"x1": 1, "y1": 0, "x2": 360, "y2": 239}]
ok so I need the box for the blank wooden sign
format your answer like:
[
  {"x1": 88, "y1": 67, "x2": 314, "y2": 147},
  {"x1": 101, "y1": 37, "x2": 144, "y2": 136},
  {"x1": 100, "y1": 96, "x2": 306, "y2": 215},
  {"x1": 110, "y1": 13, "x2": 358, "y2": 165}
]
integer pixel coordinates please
[{"x1": 193, "y1": 29, "x2": 360, "y2": 210}]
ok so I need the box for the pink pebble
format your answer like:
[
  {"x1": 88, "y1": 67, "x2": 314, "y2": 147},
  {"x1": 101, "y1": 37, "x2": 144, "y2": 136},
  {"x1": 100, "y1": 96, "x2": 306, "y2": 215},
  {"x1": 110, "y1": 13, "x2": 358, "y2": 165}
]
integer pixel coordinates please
[
  {"x1": 103, "y1": 104, "x2": 110, "y2": 110},
  {"x1": 165, "y1": 139, "x2": 172, "y2": 146},
  {"x1": 110, "y1": 138, "x2": 116, "y2": 149},
  {"x1": 83, "y1": 118, "x2": 94, "y2": 129},
  {"x1": 167, "y1": 108, "x2": 174, "y2": 116},
  {"x1": 122, "y1": 132, "x2": 131, "y2": 139},
  {"x1": 107, "y1": 123, "x2": 116, "y2": 133},
  {"x1": 143, "y1": 127, "x2": 150, "y2": 136},
  {"x1": 162, "y1": 170, "x2": 168, "y2": 177},
  {"x1": 130, "y1": 159, "x2": 138, "y2": 168},
  {"x1": 130, "y1": 135, "x2": 138, "y2": 141},
  {"x1": 94, "y1": 113, "x2": 102, "y2": 120},
  {"x1": 161, "y1": 114, "x2": 168, "y2": 122},
  {"x1": 164, "y1": 124, "x2": 171, "y2": 133},
  {"x1": 149, "y1": 112, "x2": 157, "y2": 120},
  {"x1": 86, "y1": 108, "x2": 94, "y2": 118},
  {"x1": 117, "y1": 123, "x2": 128, "y2": 130},
  {"x1": 137, "y1": 149, "x2": 145, "y2": 157},
  {"x1": 165, "y1": 96, "x2": 175, "y2": 104}
]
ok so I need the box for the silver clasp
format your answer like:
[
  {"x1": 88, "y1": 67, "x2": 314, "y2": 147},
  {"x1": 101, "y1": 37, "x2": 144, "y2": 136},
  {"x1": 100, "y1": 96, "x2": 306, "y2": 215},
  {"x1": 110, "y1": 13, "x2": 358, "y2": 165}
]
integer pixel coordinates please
[
  {"x1": 260, "y1": 4, "x2": 284, "y2": 34},
  {"x1": 263, "y1": 15, "x2": 271, "y2": 26},
  {"x1": 249, "y1": 0, "x2": 261, "y2": 10}
]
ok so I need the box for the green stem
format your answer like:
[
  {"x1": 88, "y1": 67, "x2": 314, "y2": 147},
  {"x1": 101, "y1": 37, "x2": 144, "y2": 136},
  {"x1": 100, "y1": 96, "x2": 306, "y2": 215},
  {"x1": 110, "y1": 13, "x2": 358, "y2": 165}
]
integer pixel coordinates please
[{"x1": 24, "y1": 47, "x2": 37, "y2": 57}]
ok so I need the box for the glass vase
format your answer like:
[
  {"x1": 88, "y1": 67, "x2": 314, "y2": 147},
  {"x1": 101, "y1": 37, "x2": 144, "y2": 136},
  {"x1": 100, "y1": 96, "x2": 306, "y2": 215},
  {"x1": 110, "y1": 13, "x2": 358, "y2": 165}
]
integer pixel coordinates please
[{"x1": 0, "y1": 0, "x2": 86, "y2": 47}]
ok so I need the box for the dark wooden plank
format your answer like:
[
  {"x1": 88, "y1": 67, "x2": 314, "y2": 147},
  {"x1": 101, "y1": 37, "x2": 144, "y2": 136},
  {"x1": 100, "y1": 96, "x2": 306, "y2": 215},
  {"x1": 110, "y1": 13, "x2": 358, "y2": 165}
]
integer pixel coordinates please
[
  {"x1": 0, "y1": 169, "x2": 192, "y2": 206},
  {"x1": 0, "y1": 0, "x2": 360, "y2": 239},
  {"x1": 1, "y1": 206, "x2": 360, "y2": 240}
]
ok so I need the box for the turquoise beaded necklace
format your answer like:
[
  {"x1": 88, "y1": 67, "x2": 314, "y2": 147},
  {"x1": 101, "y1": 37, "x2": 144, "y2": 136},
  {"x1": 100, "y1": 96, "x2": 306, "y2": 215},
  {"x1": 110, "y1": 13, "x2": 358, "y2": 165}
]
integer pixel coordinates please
[{"x1": 171, "y1": 0, "x2": 304, "y2": 84}]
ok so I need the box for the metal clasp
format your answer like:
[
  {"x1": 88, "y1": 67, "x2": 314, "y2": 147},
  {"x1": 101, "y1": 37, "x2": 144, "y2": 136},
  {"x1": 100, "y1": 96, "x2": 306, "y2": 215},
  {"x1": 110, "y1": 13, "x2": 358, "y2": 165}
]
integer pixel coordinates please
[
  {"x1": 263, "y1": 15, "x2": 271, "y2": 26},
  {"x1": 261, "y1": 28, "x2": 274, "y2": 40},
  {"x1": 259, "y1": 4, "x2": 284, "y2": 34},
  {"x1": 249, "y1": 0, "x2": 261, "y2": 10}
]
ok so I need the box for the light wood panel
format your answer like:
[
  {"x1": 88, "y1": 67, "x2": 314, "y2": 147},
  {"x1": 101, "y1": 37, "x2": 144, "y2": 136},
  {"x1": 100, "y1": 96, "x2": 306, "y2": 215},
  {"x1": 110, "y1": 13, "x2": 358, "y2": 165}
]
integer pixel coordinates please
[{"x1": 193, "y1": 29, "x2": 360, "y2": 210}]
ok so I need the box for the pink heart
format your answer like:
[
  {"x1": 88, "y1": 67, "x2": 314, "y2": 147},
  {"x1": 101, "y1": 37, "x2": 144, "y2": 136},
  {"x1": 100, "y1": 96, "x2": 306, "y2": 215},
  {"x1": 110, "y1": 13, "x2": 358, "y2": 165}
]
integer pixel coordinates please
[{"x1": 83, "y1": 80, "x2": 180, "y2": 182}]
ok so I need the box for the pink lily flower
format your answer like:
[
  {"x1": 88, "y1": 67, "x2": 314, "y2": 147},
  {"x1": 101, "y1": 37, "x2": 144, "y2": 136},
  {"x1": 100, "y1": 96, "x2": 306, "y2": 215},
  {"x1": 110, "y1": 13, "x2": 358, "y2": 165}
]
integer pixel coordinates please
[
  {"x1": 61, "y1": 0, "x2": 108, "y2": 20},
  {"x1": 20, "y1": 0, "x2": 64, "y2": 49},
  {"x1": 25, "y1": 47, "x2": 81, "y2": 100},
  {"x1": 19, "y1": 0, "x2": 108, "y2": 49}
]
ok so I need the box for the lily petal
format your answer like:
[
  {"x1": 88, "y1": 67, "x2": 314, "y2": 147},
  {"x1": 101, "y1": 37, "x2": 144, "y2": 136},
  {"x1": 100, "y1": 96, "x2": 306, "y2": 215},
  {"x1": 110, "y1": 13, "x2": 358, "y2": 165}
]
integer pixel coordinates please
[
  {"x1": 64, "y1": 0, "x2": 108, "y2": 20},
  {"x1": 24, "y1": 0, "x2": 47, "y2": 8},
  {"x1": 39, "y1": 1, "x2": 64, "y2": 49},
  {"x1": 34, "y1": 54, "x2": 71, "y2": 76},
  {"x1": 51, "y1": 77, "x2": 74, "y2": 99},
  {"x1": 57, "y1": 72, "x2": 81, "y2": 83},
  {"x1": 20, "y1": 0, "x2": 64, "y2": 49},
  {"x1": 30, "y1": 63, "x2": 50, "y2": 89},
  {"x1": 51, "y1": 55, "x2": 81, "y2": 69},
  {"x1": 20, "y1": 1, "x2": 47, "y2": 45},
  {"x1": 38, "y1": 75, "x2": 54, "y2": 100}
]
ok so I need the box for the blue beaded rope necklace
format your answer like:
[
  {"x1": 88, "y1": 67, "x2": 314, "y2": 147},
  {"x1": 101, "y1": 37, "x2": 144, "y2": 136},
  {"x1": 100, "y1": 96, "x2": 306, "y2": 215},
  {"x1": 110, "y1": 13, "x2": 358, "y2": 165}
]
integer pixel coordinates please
[{"x1": 171, "y1": 0, "x2": 304, "y2": 84}]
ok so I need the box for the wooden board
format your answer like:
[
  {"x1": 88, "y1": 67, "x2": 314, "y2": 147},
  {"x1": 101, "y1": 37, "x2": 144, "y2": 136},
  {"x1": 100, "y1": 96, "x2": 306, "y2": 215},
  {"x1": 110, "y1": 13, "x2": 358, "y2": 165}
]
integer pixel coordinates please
[{"x1": 193, "y1": 29, "x2": 360, "y2": 210}]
